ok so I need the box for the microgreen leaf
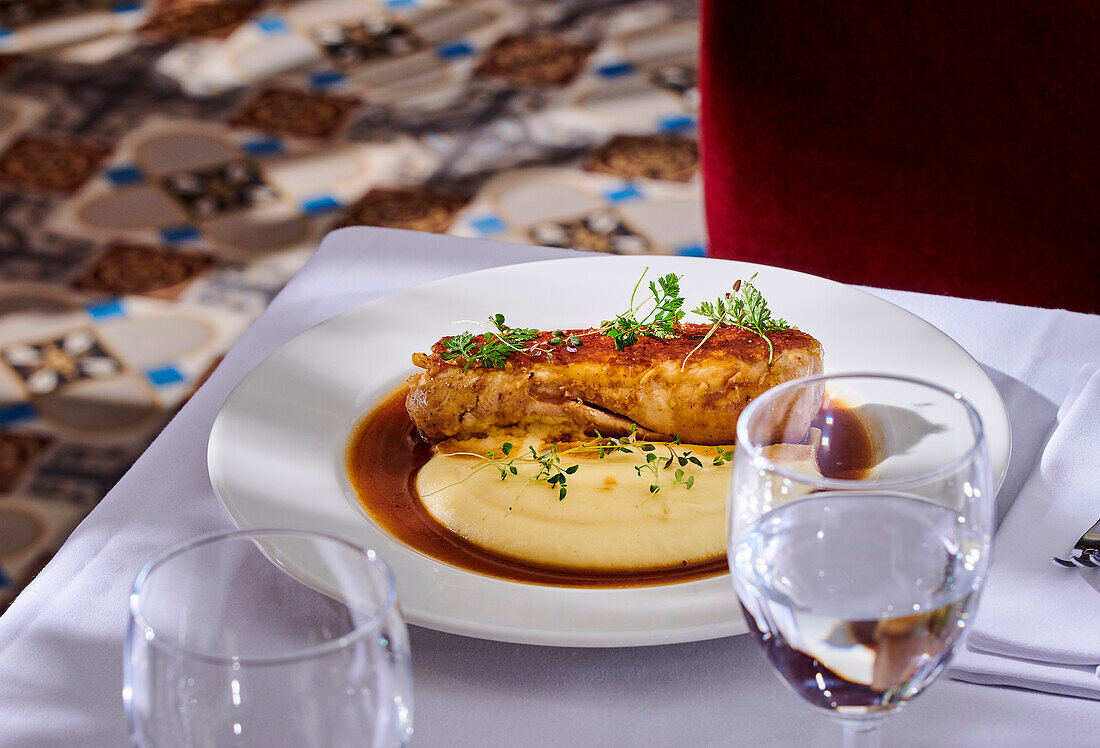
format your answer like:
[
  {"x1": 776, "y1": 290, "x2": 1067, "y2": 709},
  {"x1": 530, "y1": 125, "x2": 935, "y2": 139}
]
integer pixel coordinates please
[{"x1": 686, "y1": 275, "x2": 791, "y2": 367}]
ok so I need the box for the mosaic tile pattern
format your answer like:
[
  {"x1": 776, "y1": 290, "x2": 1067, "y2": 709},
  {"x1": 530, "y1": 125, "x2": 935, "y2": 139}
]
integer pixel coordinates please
[
  {"x1": 475, "y1": 33, "x2": 594, "y2": 87},
  {"x1": 0, "y1": 0, "x2": 702, "y2": 612},
  {"x1": 231, "y1": 88, "x2": 360, "y2": 139},
  {"x1": 0, "y1": 135, "x2": 111, "y2": 193},
  {"x1": 140, "y1": 0, "x2": 260, "y2": 40}
]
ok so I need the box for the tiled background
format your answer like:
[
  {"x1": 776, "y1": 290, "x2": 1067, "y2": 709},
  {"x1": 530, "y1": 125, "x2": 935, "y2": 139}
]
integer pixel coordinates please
[{"x1": 0, "y1": 0, "x2": 702, "y2": 610}]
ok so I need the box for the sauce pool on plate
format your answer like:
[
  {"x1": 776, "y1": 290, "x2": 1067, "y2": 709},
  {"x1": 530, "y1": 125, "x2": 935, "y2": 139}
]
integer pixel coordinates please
[
  {"x1": 345, "y1": 388, "x2": 878, "y2": 588},
  {"x1": 345, "y1": 389, "x2": 728, "y2": 588}
]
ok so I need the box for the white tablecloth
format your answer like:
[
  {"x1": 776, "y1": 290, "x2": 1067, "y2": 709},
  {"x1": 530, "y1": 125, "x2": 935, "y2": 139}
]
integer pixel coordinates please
[{"x1": 2, "y1": 227, "x2": 1099, "y2": 747}]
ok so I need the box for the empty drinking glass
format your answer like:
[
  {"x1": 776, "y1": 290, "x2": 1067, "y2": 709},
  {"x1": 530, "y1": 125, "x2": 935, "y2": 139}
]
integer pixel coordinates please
[{"x1": 125, "y1": 529, "x2": 413, "y2": 747}]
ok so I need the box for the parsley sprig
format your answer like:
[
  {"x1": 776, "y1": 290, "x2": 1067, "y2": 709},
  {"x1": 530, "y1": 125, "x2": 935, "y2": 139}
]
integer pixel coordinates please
[
  {"x1": 686, "y1": 275, "x2": 791, "y2": 367},
  {"x1": 603, "y1": 270, "x2": 686, "y2": 350}
]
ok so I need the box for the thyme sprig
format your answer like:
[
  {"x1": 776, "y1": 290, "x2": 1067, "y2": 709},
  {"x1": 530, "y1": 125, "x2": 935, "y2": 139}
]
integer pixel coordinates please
[{"x1": 438, "y1": 427, "x2": 733, "y2": 509}]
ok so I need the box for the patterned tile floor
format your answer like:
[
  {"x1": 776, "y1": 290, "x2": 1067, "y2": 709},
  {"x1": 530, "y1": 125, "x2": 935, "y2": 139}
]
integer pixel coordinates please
[{"x1": 0, "y1": 0, "x2": 703, "y2": 610}]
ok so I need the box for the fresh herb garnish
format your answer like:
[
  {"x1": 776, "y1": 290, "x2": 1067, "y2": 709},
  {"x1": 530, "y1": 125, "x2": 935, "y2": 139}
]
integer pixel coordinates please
[
  {"x1": 439, "y1": 268, "x2": 790, "y2": 372},
  {"x1": 548, "y1": 330, "x2": 583, "y2": 347},
  {"x1": 427, "y1": 270, "x2": 790, "y2": 510},
  {"x1": 434, "y1": 425, "x2": 732, "y2": 512},
  {"x1": 686, "y1": 275, "x2": 791, "y2": 366},
  {"x1": 439, "y1": 314, "x2": 540, "y2": 370},
  {"x1": 438, "y1": 268, "x2": 687, "y2": 366},
  {"x1": 603, "y1": 270, "x2": 685, "y2": 350}
]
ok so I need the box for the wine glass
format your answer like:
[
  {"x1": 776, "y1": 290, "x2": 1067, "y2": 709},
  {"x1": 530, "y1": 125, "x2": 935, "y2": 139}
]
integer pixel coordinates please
[
  {"x1": 125, "y1": 529, "x2": 413, "y2": 747},
  {"x1": 728, "y1": 374, "x2": 992, "y2": 747}
]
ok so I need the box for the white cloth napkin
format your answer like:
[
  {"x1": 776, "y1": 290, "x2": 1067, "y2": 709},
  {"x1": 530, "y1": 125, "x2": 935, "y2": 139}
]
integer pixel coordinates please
[{"x1": 950, "y1": 364, "x2": 1100, "y2": 699}]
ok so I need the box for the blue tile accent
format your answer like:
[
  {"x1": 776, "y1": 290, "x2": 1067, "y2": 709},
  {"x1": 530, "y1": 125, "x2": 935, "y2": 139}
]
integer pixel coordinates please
[
  {"x1": 596, "y1": 62, "x2": 634, "y2": 79},
  {"x1": 110, "y1": 0, "x2": 143, "y2": 12},
  {"x1": 385, "y1": 0, "x2": 418, "y2": 8},
  {"x1": 437, "y1": 41, "x2": 475, "y2": 60},
  {"x1": 301, "y1": 195, "x2": 341, "y2": 214},
  {"x1": 160, "y1": 224, "x2": 200, "y2": 243},
  {"x1": 0, "y1": 28, "x2": 13, "y2": 40},
  {"x1": 85, "y1": 299, "x2": 125, "y2": 320},
  {"x1": 0, "y1": 403, "x2": 35, "y2": 426},
  {"x1": 254, "y1": 14, "x2": 289, "y2": 34},
  {"x1": 658, "y1": 115, "x2": 697, "y2": 133},
  {"x1": 309, "y1": 70, "x2": 346, "y2": 89},
  {"x1": 241, "y1": 138, "x2": 284, "y2": 157},
  {"x1": 603, "y1": 183, "x2": 643, "y2": 203},
  {"x1": 104, "y1": 164, "x2": 144, "y2": 186},
  {"x1": 146, "y1": 365, "x2": 186, "y2": 387},
  {"x1": 676, "y1": 243, "x2": 707, "y2": 257},
  {"x1": 469, "y1": 215, "x2": 506, "y2": 235}
]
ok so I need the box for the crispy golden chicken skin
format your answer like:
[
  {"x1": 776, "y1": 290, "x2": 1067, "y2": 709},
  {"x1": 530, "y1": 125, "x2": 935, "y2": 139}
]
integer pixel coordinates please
[{"x1": 405, "y1": 323, "x2": 822, "y2": 445}]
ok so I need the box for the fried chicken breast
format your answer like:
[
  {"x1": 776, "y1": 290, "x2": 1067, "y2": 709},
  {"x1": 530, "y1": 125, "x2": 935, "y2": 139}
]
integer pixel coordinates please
[{"x1": 406, "y1": 323, "x2": 823, "y2": 445}]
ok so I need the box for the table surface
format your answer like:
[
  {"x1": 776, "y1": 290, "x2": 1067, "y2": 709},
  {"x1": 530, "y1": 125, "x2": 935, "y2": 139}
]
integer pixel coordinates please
[{"x1": 2, "y1": 227, "x2": 1099, "y2": 747}]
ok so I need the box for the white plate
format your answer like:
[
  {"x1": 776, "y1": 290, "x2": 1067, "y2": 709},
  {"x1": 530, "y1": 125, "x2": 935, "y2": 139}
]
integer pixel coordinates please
[{"x1": 208, "y1": 255, "x2": 1010, "y2": 647}]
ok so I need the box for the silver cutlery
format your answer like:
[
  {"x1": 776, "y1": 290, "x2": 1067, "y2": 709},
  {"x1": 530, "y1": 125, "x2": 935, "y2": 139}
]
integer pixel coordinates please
[{"x1": 1051, "y1": 517, "x2": 1100, "y2": 568}]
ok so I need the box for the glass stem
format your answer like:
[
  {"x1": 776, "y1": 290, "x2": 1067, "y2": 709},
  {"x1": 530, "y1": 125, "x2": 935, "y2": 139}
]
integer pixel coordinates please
[{"x1": 840, "y1": 719, "x2": 882, "y2": 748}]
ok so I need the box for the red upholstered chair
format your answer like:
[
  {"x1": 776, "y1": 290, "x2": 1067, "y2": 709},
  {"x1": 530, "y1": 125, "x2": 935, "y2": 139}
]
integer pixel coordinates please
[{"x1": 699, "y1": 1, "x2": 1098, "y2": 313}]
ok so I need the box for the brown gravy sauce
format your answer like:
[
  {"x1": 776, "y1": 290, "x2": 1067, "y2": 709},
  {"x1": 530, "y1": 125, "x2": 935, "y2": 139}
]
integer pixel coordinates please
[
  {"x1": 346, "y1": 388, "x2": 727, "y2": 588},
  {"x1": 812, "y1": 396, "x2": 880, "y2": 480},
  {"x1": 346, "y1": 388, "x2": 877, "y2": 589}
]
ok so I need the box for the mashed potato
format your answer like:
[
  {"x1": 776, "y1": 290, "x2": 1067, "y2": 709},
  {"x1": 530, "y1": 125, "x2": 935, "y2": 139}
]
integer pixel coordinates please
[{"x1": 417, "y1": 441, "x2": 731, "y2": 571}]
